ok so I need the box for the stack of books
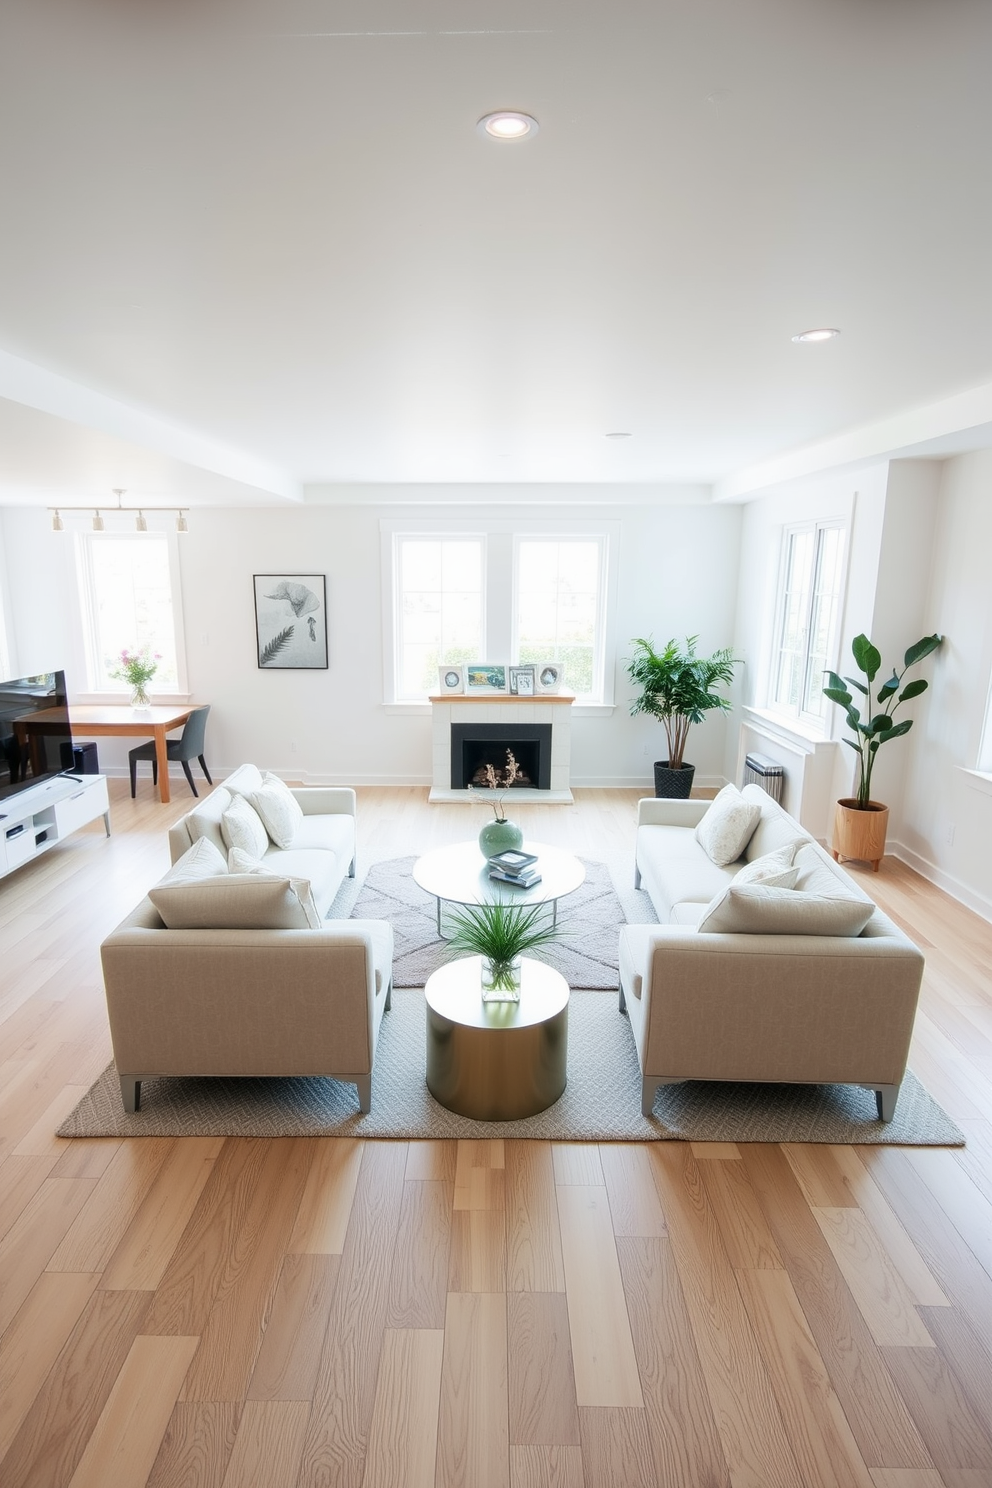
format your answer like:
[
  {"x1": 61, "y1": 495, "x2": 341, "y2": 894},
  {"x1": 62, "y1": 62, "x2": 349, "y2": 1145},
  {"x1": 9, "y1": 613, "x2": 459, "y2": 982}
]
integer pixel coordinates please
[{"x1": 488, "y1": 848, "x2": 542, "y2": 888}]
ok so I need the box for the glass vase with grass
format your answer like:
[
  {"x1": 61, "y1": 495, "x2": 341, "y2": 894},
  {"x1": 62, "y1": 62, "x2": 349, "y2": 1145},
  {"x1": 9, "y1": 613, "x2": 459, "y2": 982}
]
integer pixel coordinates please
[{"x1": 444, "y1": 898, "x2": 562, "y2": 1002}]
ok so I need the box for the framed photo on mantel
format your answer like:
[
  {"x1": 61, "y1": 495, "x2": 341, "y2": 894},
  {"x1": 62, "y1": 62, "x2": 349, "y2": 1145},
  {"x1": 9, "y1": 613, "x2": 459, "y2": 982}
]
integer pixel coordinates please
[
  {"x1": 464, "y1": 663, "x2": 507, "y2": 694},
  {"x1": 254, "y1": 574, "x2": 328, "y2": 669}
]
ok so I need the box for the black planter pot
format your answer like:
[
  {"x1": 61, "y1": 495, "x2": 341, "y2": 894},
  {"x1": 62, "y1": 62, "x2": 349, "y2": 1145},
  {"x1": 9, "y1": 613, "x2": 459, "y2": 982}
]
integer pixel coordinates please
[{"x1": 653, "y1": 760, "x2": 696, "y2": 799}]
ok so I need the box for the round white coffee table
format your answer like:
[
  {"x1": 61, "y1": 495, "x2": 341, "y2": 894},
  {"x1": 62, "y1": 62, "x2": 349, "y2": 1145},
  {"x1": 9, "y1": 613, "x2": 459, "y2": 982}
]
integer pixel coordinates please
[
  {"x1": 424, "y1": 956, "x2": 569, "y2": 1120},
  {"x1": 412, "y1": 840, "x2": 585, "y2": 936}
]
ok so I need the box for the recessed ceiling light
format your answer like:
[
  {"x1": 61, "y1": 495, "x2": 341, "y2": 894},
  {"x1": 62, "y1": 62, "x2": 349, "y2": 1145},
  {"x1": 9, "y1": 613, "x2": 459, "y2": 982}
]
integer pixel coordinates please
[
  {"x1": 605, "y1": 431, "x2": 632, "y2": 439},
  {"x1": 792, "y1": 327, "x2": 840, "y2": 343},
  {"x1": 478, "y1": 111, "x2": 539, "y2": 141}
]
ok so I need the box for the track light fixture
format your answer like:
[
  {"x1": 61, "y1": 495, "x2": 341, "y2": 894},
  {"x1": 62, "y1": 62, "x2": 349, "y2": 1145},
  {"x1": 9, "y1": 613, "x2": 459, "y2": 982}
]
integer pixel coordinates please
[{"x1": 48, "y1": 490, "x2": 190, "y2": 533}]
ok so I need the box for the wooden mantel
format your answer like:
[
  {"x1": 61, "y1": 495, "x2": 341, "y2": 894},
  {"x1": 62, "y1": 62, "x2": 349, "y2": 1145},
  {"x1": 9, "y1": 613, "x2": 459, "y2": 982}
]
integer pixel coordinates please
[{"x1": 428, "y1": 691, "x2": 576, "y2": 705}]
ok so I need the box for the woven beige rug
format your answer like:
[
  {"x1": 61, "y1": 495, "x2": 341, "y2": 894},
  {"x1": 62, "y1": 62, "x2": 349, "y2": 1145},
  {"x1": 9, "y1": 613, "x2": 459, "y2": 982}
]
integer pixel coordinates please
[{"x1": 59, "y1": 988, "x2": 964, "y2": 1144}]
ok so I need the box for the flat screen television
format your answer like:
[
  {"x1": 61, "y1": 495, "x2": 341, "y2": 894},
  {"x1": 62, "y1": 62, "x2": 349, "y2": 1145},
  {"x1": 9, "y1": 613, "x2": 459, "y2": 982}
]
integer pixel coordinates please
[{"x1": 0, "y1": 671, "x2": 74, "y2": 804}]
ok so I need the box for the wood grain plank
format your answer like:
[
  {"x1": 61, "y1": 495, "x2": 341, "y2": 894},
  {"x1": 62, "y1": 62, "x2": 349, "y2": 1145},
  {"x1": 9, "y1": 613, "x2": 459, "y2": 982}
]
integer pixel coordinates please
[
  {"x1": 879, "y1": 1345, "x2": 992, "y2": 1470},
  {"x1": 179, "y1": 1138, "x2": 312, "y2": 1401},
  {"x1": 690, "y1": 1143, "x2": 741, "y2": 1159},
  {"x1": 507, "y1": 1292, "x2": 580, "y2": 1446},
  {"x1": 917, "y1": 1305, "x2": 992, "y2": 1438},
  {"x1": 449, "y1": 1206, "x2": 507, "y2": 1293},
  {"x1": 740, "y1": 1143, "x2": 934, "y2": 1469},
  {"x1": 509, "y1": 1444, "x2": 585, "y2": 1487},
  {"x1": 12, "y1": 1084, "x2": 95, "y2": 1157},
  {"x1": 555, "y1": 1185, "x2": 642, "y2": 1409},
  {"x1": 287, "y1": 1137, "x2": 363, "y2": 1254},
  {"x1": 698, "y1": 1157, "x2": 784, "y2": 1270},
  {"x1": 813, "y1": 1206, "x2": 936, "y2": 1348},
  {"x1": 505, "y1": 1142, "x2": 565, "y2": 1293},
  {"x1": 436, "y1": 1291, "x2": 509, "y2": 1488},
  {"x1": 297, "y1": 1140, "x2": 408, "y2": 1488},
  {"x1": 361, "y1": 1328, "x2": 444, "y2": 1488},
  {"x1": 50, "y1": 1139, "x2": 122, "y2": 1180},
  {"x1": 551, "y1": 1144, "x2": 603, "y2": 1187},
  {"x1": 736, "y1": 1266, "x2": 876, "y2": 1488},
  {"x1": 64, "y1": 1333, "x2": 198, "y2": 1488},
  {"x1": 904, "y1": 1149, "x2": 992, "y2": 1282},
  {"x1": 101, "y1": 1138, "x2": 223, "y2": 1291},
  {"x1": 384, "y1": 1178, "x2": 452, "y2": 1326},
  {"x1": 0, "y1": 1270, "x2": 99, "y2": 1460},
  {"x1": 598, "y1": 1144, "x2": 667, "y2": 1237},
  {"x1": 617, "y1": 1236, "x2": 731, "y2": 1488},
  {"x1": 246, "y1": 1252, "x2": 340, "y2": 1401},
  {"x1": 868, "y1": 1472, "x2": 944, "y2": 1488},
  {"x1": 784, "y1": 1144, "x2": 862, "y2": 1208},
  {"x1": 576, "y1": 1406, "x2": 656, "y2": 1488},
  {"x1": 217, "y1": 1400, "x2": 309, "y2": 1488},
  {"x1": 405, "y1": 1139, "x2": 456, "y2": 1181},
  {"x1": 47, "y1": 1138, "x2": 177, "y2": 1273},
  {"x1": 0, "y1": 1153, "x2": 59, "y2": 1242},
  {"x1": 649, "y1": 1145, "x2": 802, "y2": 1488},
  {"x1": 145, "y1": 1402, "x2": 241, "y2": 1488},
  {"x1": 826, "y1": 1147, "x2": 950, "y2": 1308},
  {"x1": 0, "y1": 1176, "x2": 95, "y2": 1335},
  {"x1": 454, "y1": 1140, "x2": 506, "y2": 1212},
  {"x1": 0, "y1": 1288, "x2": 153, "y2": 1488}
]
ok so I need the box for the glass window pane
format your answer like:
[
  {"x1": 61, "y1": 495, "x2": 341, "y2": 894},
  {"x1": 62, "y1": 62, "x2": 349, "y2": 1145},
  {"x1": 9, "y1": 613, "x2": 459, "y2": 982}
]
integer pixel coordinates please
[
  {"x1": 395, "y1": 536, "x2": 484, "y2": 699},
  {"x1": 515, "y1": 539, "x2": 604, "y2": 700},
  {"x1": 85, "y1": 535, "x2": 179, "y2": 690}
]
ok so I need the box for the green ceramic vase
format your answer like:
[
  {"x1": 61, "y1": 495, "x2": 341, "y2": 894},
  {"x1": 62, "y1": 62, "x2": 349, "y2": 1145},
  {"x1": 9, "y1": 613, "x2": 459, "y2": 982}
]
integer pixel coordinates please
[{"x1": 478, "y1": 817, "x2": 524, "y2": 858}]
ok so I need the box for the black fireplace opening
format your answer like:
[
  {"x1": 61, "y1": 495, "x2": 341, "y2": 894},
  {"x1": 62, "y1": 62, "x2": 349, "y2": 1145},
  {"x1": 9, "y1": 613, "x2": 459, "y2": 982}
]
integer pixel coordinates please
[{"x1": 451, "y1": 723, "x2": 552, "y2": 791}]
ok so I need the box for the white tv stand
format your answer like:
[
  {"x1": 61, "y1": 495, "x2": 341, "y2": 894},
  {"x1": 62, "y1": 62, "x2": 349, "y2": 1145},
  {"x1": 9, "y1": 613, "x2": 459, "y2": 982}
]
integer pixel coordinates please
[{"x1": 0, "y1": 774, "x2": 111, "y2": 880}]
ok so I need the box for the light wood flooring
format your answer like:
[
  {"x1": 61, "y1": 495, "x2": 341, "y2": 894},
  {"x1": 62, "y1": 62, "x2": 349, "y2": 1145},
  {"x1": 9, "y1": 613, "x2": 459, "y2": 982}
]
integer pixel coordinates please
[{"x1": 1, "y1": 780, "x2": 991, "y2": 1487}]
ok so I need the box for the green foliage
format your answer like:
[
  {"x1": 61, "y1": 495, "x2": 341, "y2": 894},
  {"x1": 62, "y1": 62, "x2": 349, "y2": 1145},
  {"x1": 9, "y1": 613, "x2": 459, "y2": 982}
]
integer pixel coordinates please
[
  {"x1": 444, "y1": 900, "x2": 561, "y2": 989},
  {"x1": 626, "y1": 636, "x2": 739, "y2": 770},
  {"x1": 823, "y1": 632, "x2": 942, "y2": 808}
]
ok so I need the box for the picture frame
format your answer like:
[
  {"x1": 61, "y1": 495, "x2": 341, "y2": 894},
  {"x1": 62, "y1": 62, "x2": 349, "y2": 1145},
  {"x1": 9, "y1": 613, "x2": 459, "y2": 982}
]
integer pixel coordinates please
[
  {"x1": 437, "y1": 664, "x2": 465, "y2": 694},
  {"x1": 464, "y1": 663, "x2": 508, "y2": 694},
  {"x1": 535, "y1": 661, "x2": 564, "y2": 694},
  {"x1": 254, "y1": 574, "x2": 328, "y2": 669},
  {"x1": 508, "y1": 665, "x2": 536, "y2": 696}
]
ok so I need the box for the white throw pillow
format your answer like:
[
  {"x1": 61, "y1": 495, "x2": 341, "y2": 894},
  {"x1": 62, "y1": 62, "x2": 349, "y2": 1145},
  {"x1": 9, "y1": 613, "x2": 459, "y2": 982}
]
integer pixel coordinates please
[
  {"x1": 157, "y1": 836, "x2": 229, "y2": 885},
  {"x1": 228, "y1": 845, "x2": 266, "y2": 874},
  {"x1": 222, "y1": 763, "x2": 266, "y2": 797},
  {"x1": 732, "y1": 844, "x2": 800, "y2": 890},
  {"x1": 148, "y1": 873, "x2": 323, "y2": 930},
  {"x1": 697, "y1": 872, "x2": 875, "y2": 937},
  {"x1": 249, "y1": 774, "x2": 304, "y2": 849},
  {"x1": 221, "y1": 794, "x2": 270, "y2": 859},
  {"x1": 694, "y1": 784, "x2": 762, "y2": 866}
]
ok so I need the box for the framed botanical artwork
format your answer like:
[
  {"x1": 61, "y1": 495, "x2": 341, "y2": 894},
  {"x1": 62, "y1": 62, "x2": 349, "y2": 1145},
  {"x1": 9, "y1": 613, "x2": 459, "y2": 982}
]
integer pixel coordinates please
[
  {"x1": 535, "y1": 661, "x2": 564, "y2": 694},
  {"x1": 437, "y1": 664, "x2": 465, "y2": 694},
  {"x1": 254, "y1": 575, "x2": 328, "y2": 669},
  {"x1": 508, "y1": 665, "x2": 536, "y2": 696},
  {"x1": 464, "y1": 663, "x2": 508, "y2": 694}
]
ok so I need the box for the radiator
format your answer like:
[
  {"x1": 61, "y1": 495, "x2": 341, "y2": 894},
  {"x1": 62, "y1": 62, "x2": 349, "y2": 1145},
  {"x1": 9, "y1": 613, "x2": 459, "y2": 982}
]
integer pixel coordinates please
[{"x1": 742, "y1": 751, "x2": 785, "y2": 802}]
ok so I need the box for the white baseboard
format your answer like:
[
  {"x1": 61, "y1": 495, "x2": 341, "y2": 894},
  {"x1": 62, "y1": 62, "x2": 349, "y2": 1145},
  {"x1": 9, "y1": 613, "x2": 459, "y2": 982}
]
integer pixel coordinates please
[{"x1": 888, "y1": 837, "x2": 992, "y2": 927}]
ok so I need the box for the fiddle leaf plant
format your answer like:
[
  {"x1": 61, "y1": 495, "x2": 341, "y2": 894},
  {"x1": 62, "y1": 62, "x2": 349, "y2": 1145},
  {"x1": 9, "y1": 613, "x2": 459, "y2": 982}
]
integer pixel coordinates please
[{"x1": 823, "y1": 632, "x2": 942, "y2": 809}]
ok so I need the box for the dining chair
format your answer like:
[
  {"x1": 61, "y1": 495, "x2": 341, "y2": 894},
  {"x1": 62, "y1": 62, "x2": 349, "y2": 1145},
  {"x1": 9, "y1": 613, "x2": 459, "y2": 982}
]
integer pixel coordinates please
[{"x1": 129, "y1": 706, "x2": 213, "y2": 799}]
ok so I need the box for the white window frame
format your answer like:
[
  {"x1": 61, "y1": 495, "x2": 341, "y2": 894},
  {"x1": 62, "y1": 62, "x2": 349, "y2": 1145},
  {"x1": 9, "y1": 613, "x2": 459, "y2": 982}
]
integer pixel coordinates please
[
  {"x1": 511, "y1": 533, "x2": 611, "y2": 705},
  {"x1": 768, "y1": 518, "x2": 847, "y2": 730},
  {"x1": 71, "y1": 529, "x2": 189, "y2": 702},
  {"x1": 388, "y1": 530, "x2": 489, "y2": 705},
  {"x1": 381, "y1": 518, "x2": 618, "y2": 709}
]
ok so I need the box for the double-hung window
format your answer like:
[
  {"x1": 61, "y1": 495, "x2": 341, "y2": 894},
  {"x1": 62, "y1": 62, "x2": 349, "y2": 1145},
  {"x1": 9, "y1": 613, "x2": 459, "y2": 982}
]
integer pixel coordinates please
[
  {"x1": 771, "y1": 521, "x2": 846, "y2": 725},
  {"x1": 514, "y1": 537, "x2": 607, "y2": 700},
  {"x1": 74, "y1": 531, "x2": 187, "y2": 695},
  {"x1": 393, "y1": 536, "x2": 485, "y2": 701}
]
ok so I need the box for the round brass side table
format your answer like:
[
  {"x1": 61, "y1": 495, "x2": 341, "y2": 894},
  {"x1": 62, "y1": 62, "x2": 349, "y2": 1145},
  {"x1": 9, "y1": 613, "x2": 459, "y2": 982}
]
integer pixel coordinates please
[{"x1": 424, "y1": 956, "x2": 569, "y2": 1121}]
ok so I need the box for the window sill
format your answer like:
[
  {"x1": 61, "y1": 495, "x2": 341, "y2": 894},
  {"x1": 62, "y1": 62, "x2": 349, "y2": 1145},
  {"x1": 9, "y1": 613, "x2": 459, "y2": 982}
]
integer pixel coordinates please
[
  {"x1": 384, "y1": 700, "x2": 613, "y2": 716},
  {"x1": 72, "y1": 691, "x2": 192, "y2": 707},
  {"x1": 960, "y1": 767, "x2": 992, "y2": 798},
  {"x1": 742, "y1": 706, "x2": 833, "y2": 753}
]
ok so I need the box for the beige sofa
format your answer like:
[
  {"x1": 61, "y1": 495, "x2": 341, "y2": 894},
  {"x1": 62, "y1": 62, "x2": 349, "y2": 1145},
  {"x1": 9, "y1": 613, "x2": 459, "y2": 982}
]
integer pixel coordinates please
[
  {"x1": 623, "y1": 787, "x2": 925, "y2": 1121},
  {"x1": 101, "y1": 765, "x2": 392, "y2": 1114}
]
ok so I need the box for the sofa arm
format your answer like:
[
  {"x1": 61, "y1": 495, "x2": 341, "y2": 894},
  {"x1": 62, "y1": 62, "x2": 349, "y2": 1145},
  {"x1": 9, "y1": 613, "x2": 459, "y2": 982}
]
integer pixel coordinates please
[
  {"x1": 636, "y1": 797, "x2": 710, "y2": 828},
  {"x1": 292, "y1": 787, "x2": 357, "y2": 818}
]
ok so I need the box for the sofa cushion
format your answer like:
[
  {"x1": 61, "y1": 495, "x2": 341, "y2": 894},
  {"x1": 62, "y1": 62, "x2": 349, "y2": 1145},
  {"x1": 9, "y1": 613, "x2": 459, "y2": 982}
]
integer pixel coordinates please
[
  {"x1": 221, "y1": 795, "x2": 270, "y2": 860},
  {"x1": 741, "y1": 784, "x2": 812, "y2": 862},
  {"x1": 158, "y1": 836, "x2": 230, "y2": 884},
  {"x1": 148, "y1": 873, "x2": 323, "y2": 930},
  {"x1": 261, "y1": 846, "x2": 339, "y2": 916},
  {"x1": 732, "y1": 844, "x2": 800, "y2": 889},
  {"x1": 694, "y1": 784, "x2": 762, "y2": 866},
  {"x1": 188, "y1": 786, "x2": 234, "y2": 858},
  {"x1": 249, "y1": 774, "x2": 304, "y2": 849}
]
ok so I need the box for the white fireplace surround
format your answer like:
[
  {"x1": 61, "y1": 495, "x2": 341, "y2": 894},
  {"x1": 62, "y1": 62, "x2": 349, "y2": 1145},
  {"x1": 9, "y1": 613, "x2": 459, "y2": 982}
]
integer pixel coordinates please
[{"x1": 429, "y1": 694, "x2": 574, "y2": 804}]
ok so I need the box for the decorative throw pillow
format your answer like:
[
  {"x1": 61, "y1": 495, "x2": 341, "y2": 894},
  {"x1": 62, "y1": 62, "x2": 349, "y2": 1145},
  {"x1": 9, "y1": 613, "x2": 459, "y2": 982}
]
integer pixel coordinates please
[
  {"x1": 249, "y1": 774, "x2": 304, "y2": 849},
  {"x1": 222, "y1": 763, "x2": 266, "y2": 798},
  {"x1": 694, "y1": 784, "x2": 762, "y2": 866},
  {"x1": 228, "y1": 845, "x2": 267, "y2": 874},
  {"x1": 732, "y1": 844, "x2": 800, "y2": 890},
  {"x1": 157, "y1": 835, "x2": 229, "y2": 885},
  {"x1": 148, "y1": 873, "x2": 323, "y2": 930},
  {"x1": 221, "y1": 794, "x2": 270, "y2": 859},
  {"x1": 697, "y1": 870, "x2": 875, "y2": 937}
]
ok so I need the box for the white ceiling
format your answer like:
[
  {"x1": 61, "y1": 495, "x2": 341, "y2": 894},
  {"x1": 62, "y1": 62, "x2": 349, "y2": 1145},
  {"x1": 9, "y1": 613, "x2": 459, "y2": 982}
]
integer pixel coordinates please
[{"x1": 2, "y1": 0, "x2": 991, "y2": 505}]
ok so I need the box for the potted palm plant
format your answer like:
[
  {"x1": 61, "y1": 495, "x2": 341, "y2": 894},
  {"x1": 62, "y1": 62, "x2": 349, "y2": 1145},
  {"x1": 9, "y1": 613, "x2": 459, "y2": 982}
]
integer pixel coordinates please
[
  {"x1": 626, "y1": 635, "x2": 739, "y2": 797},
  {"x1": 823, "y1": 632, "x2": 942, "y2": 870},
  {"x1": 444, "y1": 899, "x2": 561, "y2": 1001}
]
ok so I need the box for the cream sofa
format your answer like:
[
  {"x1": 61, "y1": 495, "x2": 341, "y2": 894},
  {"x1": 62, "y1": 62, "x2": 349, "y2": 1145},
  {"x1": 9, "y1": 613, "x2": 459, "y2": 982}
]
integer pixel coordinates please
[
  {"x1": 623, "y1": 786, "x2": 925, "y2": 1121},
  {"x1": 101, "y1": 766, "x2": 392, "y2": 1115}
]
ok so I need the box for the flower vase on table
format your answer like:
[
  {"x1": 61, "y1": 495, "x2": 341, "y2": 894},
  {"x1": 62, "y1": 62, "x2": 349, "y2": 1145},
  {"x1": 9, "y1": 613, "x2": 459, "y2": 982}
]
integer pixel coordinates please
[
  {"x1": 475, "y1": 748, "x2": 525, "y2": 856},
  {"x1": 108, "y1": 645, "x2": 159, "y2": 713}
]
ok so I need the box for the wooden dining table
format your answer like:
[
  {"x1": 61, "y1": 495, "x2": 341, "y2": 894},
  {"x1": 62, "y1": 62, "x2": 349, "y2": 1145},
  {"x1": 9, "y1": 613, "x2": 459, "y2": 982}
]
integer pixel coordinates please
[{"x1": 14, "y1": 704, "x2": 197, "y2": 804}]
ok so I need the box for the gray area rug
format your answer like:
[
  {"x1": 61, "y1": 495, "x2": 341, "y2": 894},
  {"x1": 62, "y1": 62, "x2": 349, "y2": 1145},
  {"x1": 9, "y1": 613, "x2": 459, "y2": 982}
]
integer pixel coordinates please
[
  {"x1": 347, "y1": 854, "x2": 628, "y2": 990},
  {"x1": 59, "y1": 988, "x2": 964, "y2": 1144}
]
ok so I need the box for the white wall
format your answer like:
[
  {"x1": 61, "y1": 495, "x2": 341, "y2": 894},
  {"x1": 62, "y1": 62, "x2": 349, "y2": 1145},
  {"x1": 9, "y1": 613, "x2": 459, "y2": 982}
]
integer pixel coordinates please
[{"x1": 0, "y1": 497, "x2": 742, "y2": 790}]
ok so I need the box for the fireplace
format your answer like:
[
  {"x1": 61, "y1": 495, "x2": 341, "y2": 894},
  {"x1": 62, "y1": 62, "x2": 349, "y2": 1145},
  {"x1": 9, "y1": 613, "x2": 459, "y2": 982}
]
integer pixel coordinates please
[{"x1": 451, "y1": 723, "x2": 552, "y2": 792}]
